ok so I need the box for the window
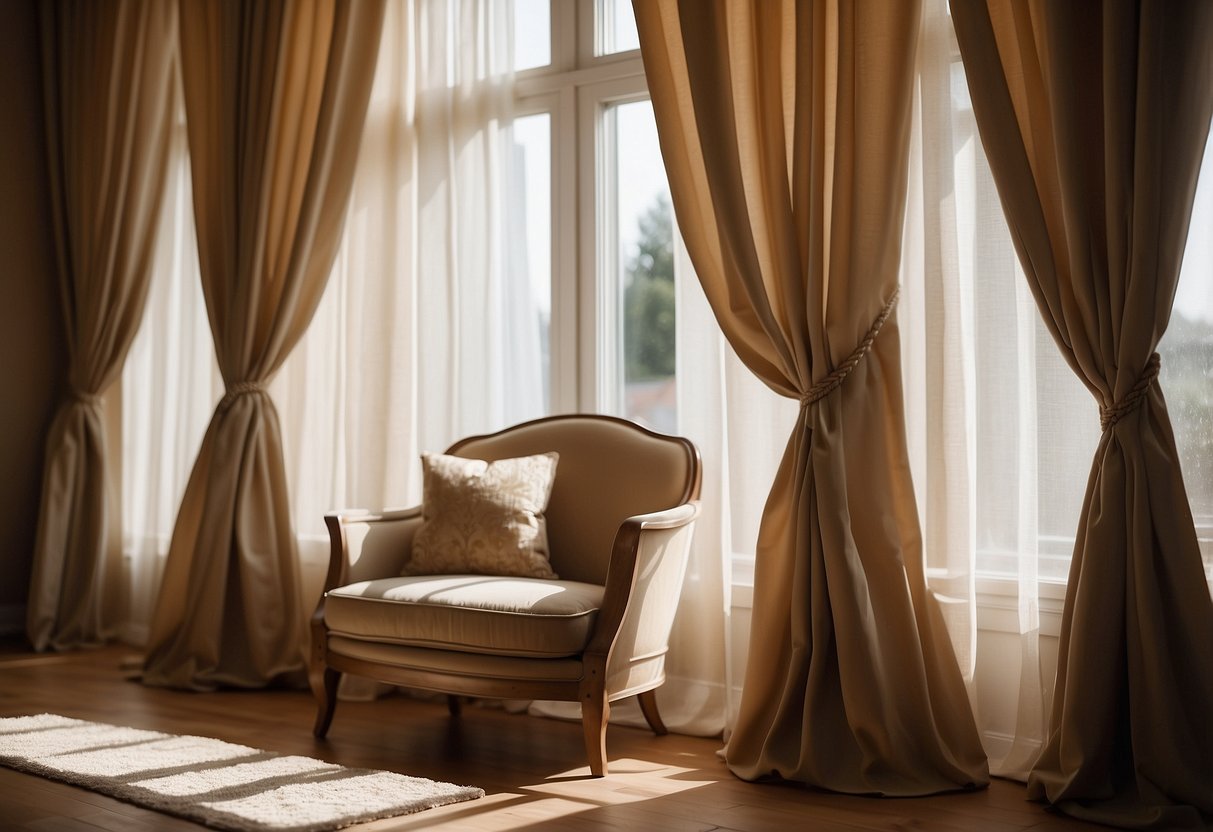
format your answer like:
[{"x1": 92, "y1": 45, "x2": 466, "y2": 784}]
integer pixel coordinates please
[
  {"x1": 502, "y1": 112, "x2": 553, "y2": 412},
  {"x1": 602, "y1": 100, "x2": 676, "y2": 432},
  {"x1": 512, "y1": 0, "x2": 551, "y2": 71},
  {"x1": 1160, "y1": 127, "x2": 1213, "y2": 578},
  {"x1": 596, "y1": 0, "x2": 640, "y2": 56},
  {"x1": 941, "y1": 26, "x2": 1213, "y2": 582},
  {"x1": 514, "y1": 1, "x2": 679, "y2": 428}
]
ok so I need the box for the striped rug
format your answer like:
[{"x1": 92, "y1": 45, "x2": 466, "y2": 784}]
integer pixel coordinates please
[{"x1": 0, "y1": 713, "x2": 482, "y2": 831}]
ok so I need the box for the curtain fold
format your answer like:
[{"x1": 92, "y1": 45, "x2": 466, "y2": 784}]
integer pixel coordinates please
[
  {"x1": 28, "y1": 0, "x2": 176, "y2": 652},
  {"x1": 635, "y1": 0, "x2": 988, "y2": 794},
  {"x1": 952, "y1": 1, "x2": 1213, "y2": 827},
  {"x1": 142, "y1": 0, "x2": 385, "y2": 690},
  {"x1": 271, "y1": 0, "x2": 529, "y2": 698}
]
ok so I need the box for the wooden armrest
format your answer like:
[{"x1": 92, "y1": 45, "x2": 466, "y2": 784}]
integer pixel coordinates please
[
  {"x1": 311, "y1": 507, "x2": 425, "y2": 672},
  {"x1": 586, "y1": 501, "x2": 701, "y2": 659},
  {"x1": 616, "y1": 503, "x2": 699, "y2": 531}
]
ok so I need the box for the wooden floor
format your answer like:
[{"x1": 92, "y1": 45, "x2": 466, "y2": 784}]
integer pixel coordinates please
[{"x1": 0, "y1": 642, "x2": 1103, "y2": 832}]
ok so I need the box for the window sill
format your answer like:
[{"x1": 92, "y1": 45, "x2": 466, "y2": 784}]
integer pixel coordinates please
[{"x1": 973, "y1": 576, "x2": 1066, "y2": 638}]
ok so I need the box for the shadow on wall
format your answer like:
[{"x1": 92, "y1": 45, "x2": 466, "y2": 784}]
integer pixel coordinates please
[{"x1": 0, "y1": 1, "x2": 68, "y2": 633}]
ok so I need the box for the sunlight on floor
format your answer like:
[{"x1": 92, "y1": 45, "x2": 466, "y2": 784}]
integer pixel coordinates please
[{"x1": 490, "y1": 761, "x2": 718, "y2": 831}]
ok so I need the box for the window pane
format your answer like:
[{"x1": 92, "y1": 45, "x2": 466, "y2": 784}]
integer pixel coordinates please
[
  {"x1": 606, "y1": 99, "x2": 676, "y2": 433},
  {"x1": 513, "y1": 0, "x2": 550, "y2": 71},
  {"x1": 503, "y1": 112, "x2": 552, "y2": 415},
  {"x1": 949, "y1": 61, "x2": 1102, "y2": 581},
  {"x1": 597, "y1": 0, "x2": 639, "y2": 56},
  {"x1": 1160, "y1": 123, "x2": 1213, "y2": 578},
  {"x1": 953, "y1": 62, "x2": 1213, "y2": 583}
]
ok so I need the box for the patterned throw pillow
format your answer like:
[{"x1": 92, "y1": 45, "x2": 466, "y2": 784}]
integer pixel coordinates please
[{"x1": 405, "y1": 452, "x2": 560, "y2": 579}]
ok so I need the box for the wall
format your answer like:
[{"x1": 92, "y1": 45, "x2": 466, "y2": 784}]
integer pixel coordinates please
[{"x1": 0, "y1": 0, "x2": 65, "y2": 634}]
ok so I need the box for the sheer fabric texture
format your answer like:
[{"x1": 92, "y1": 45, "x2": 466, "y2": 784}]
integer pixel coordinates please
[
  {"x1": 635, "y1": 0, "x2": 988, "y2": 793},
  {"x1": 121, "y1": 114, "x2": 221, "y2": 647},
  {"x1": 271, "y1": 0, "x2": 542, "y2": 635},
  {"x1": 128, "y1": 0, "x2": 540, "y2": 683},
  {"x1": 28, "y1": 0, "x2": 176, "y2": 652},
  {"x1": 672, "y1": 234, "x2": 798, "y2": 737},
  {"x1": 952, "y1": 1, "x2": 1213, "y2": 826},
  {"x1": 899, "y1": 0, "x2": 1074, "y2": 779},
  {"x1": 142, "y1": 0, "x2": 385, "y2": 690}
]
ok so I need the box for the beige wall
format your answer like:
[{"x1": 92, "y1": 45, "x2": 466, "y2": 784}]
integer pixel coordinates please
[{"x1": 0, "y1": 0, "x2": 65, "y2": 630}]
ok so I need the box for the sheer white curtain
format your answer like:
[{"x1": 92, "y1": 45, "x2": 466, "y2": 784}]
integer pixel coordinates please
[
  {"x1": 120, "y1": 99, "x2": 218, "y2": 647},
  {"x1": 902, "y1": 0, "x2": 1213, "y2": 780},
  {"x1": 900, "y1": 0, "x2": 1098, "y2": 777},
  {"x1": 272, "y1": 0, "x2": 541, "y2": 600},
  {"x1": 673, "y1": 238, "x2": 798, "y2": 737},
  {"x1": 122, "y1": 0, "x2": 541, "y2": 644}
]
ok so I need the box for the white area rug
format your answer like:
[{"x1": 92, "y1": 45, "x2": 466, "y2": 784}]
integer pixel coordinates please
[{"x1": 0, "y1": 713, "x2": 483, "y2": 831}]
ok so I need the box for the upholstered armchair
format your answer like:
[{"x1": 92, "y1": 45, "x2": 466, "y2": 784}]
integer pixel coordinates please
[{"x1": 310, "y1": 414, "x2": 701, "y2": 776}]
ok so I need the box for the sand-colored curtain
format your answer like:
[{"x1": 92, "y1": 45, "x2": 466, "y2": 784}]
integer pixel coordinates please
[
  {"x1": 635, "y1": 0, "x2": 988, "y2": 794},
  {"x1": 142, "y1": 0, "x2": 385, "y2": 690},
  {"x1": 28, "y1": 1, "x2": 176, "y2": 652},
  {"x1": 951, "y1": 2, "x2": 1213, "y2": 827}
]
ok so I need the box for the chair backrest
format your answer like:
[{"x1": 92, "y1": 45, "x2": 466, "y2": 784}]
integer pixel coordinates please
[{"x1": 447, "y1": 415, "x2": 701, "y2": 585}]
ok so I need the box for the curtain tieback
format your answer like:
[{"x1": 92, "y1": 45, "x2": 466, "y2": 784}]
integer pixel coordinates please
[
  {"x1": 1099, "y1": 353, "x2": 1161, "y2": 431},
  {"x1": 800, "y1": 287, "x2": 900, "y2": 408},
  {"x1": 218, "y1": 380, "x2": 267, "y2": 412},
  {"x1": 68, "y1": 388, "x2": 102, "y2": 408}
]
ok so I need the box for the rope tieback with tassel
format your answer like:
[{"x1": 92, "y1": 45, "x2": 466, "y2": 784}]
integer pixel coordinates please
[
  {"x1": 801, "y1": 287, "x2": 900, "y2": 408},
  {"x1": 218, "y1": 380, "x2": 268, "y2": 412},
  {"x1": 1099, "y1": 352, "x2": 1160, "y2": 432}
]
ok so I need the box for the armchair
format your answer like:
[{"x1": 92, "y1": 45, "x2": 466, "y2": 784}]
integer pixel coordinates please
[{"x1": 310, "y1": 414, "x2": 701, "y2": 775}]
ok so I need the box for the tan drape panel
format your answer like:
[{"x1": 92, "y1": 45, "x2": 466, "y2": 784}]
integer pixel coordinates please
[
  {"x1": 28, "y1": 1, "x2": 176, "y2": 652},
  {"x1": 951, "y1": 2, "x2": 1213, "y2": 827},
  {"x1": 635, "y1": 0, "x2": 988, "y2": 794},
  {"x1": 142, "y1": 0, "x2": 385, "y2": 690}
]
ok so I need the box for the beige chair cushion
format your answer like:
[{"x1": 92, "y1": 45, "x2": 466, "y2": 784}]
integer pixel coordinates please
[
  {"x1": 326, "y1": 636, "x2": 585, "y2": 683},
  {"x1": 325, "y1": 575, "x2": 603, "y2": 658},
  {"x1": 406, "y1": 452, "x2": 560, "y2": 579}
]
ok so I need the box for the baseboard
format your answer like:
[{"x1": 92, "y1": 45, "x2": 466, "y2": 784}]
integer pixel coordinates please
[
  {"x1": 982, "y1": 729, "x2": 1043, "y2": 777},
  {"x1": 0, "y1": 604, "x2": 26, "y2": 636},
  {"x1": 981, "y1": 730, "x2": 1016, "y2": 761}
]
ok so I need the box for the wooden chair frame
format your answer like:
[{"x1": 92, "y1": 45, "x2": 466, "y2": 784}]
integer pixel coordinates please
[{"x1": 309, "y1": 414, "x2": 702, "y2": 776}]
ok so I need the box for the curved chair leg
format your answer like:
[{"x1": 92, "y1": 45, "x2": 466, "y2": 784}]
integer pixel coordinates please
[
  {"x1": 447, "y1": 695, "x2": 463, "y2": 717},
  {"x1": 637, "y1": 689, "x2": 668, "y2": 736},
  {"x1": 313, "y1": 667, "x2": 341, "y2": 738},
  {"x1": 581, "y1": 692, "x2": 610, "y2": 777}
]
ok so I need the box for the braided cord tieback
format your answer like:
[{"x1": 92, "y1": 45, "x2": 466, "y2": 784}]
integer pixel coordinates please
[
  {"x1": 1099, "y1": 352, "x2": 1161, "y2": 432},
  {"x1": 801, "y1": 287, "x2": 900, "y2": 408},
  {"x1": 218, "y1": 380, "x2": 268, "y2": 412}
]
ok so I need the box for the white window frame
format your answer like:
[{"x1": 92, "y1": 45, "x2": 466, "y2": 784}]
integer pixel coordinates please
[{"x1": 512, "y1": 0, "x2": 650, "y2": 415}]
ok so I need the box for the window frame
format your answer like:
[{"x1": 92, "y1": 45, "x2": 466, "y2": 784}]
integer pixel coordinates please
[{"x1": 512, "y1": 0, "x2": 654, "y2": 415}]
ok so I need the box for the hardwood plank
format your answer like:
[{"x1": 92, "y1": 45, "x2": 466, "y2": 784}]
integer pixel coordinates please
[{"x1": 0, "y1": 643, "x2": 1101, "y2": 832}]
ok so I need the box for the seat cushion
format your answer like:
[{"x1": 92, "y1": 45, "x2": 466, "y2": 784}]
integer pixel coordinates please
[
  {"x1": 325, "y1": 575, "x2": 604, "y2": 659},
  {"x1": 326, "y1": 636, "x2": 585, "y2": 683}
]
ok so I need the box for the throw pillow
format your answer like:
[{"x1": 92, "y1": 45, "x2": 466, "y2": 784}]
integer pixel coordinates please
[{"x1": 405, "y1": 451, "x2": 560, "y2": 579}]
